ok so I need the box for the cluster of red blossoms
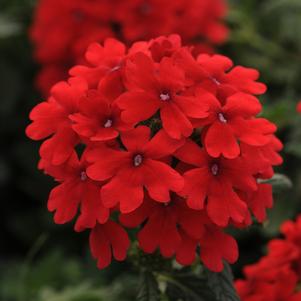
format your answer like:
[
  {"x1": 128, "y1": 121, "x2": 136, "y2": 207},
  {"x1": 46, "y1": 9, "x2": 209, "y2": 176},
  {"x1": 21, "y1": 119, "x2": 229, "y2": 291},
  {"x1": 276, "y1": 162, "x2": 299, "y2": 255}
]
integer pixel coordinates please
[
  {"x1": 30, "y1": 0, "x2": 228, "y2": 95},
  {"x1": 236, "y1": 216, "x2": 301, "y2": 301},
  {"x1": 26, "y1": 34, "x2": 282, "y2": 271}
]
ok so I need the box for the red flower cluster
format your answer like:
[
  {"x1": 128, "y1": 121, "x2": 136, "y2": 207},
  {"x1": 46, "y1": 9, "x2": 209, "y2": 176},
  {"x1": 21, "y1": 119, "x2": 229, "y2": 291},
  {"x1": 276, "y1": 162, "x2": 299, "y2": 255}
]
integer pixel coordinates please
[
  {"x1": 236, "y1": 216, "x2": 301, "y2": 301},
  {"x1": 26, "y1": 35, "x2": 282, "y2": 271},
  {"x1": 30, "y1": 0, "x2": 228, "y2": 95}
]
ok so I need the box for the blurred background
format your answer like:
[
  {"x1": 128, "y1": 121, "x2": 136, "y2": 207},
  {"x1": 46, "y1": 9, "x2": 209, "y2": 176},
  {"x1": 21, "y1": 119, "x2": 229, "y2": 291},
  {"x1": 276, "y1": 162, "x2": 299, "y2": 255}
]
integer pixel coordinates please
[{"x1": 1, "y1": 0, "x2": 301, "y2": 300}]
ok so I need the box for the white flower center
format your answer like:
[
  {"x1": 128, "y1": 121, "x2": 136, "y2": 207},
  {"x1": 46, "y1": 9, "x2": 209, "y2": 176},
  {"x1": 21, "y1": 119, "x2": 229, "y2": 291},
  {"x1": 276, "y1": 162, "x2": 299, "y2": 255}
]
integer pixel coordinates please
[
  {"x1": 111, "y1": 65, "x2": 120, "y2": 72},
  {"x1": 104, "y1": 119, "x2": 113, "y2": 128},
  {"x1": 211, "y1": 164, "x2": 219, "y2": 176},
  {"x1": 218, "y1": 112, "x2": 227, "y2": 123},
  {"x1": 211, "y1": 77, "x2": 221, "y2": 85},
  {"x1": 133, "y1": 154, "x2": 143, "y2": 167},
  {"x1": 80, "y1": 171, "x2": 87, "y2": 181},
  {"x1": 160, "y1": 92, "x2": 171, "y2": 101}
]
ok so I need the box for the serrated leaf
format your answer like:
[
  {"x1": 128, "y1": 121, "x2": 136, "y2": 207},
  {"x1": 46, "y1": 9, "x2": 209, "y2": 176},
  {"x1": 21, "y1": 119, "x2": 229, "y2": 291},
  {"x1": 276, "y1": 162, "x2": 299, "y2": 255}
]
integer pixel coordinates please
[
  {"x1": 137, "y1": 271, "x2": 160, "y2": 301},
  {"x1": 259, "y1": 174, "x2": 293, "y2": 192},
  {"x1": 206, "y1": 263, "x2": 240, "y2": 301}
]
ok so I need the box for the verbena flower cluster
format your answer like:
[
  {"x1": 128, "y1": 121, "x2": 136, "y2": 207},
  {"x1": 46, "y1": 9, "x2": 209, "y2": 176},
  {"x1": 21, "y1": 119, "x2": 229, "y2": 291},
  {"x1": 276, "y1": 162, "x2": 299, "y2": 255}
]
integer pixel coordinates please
[
  {"x1": 30, "y1": 0, "x2": 228, "y2": 95},
  {"x1": 236, "y1": 216, "x2": 301, "y2": 301},
  {"x1": 26, "y1": 35, "x2": 282, "y2": 271}
]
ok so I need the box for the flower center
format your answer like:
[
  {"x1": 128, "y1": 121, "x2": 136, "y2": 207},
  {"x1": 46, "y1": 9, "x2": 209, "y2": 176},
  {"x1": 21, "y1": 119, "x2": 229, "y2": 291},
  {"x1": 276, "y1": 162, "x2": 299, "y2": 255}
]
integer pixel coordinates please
[
  {"x1": 139, "y1": 2, "x2": 152, "y2": 14},
  {"x1": 218, "y1": 112, "x2": 227, "y2": 123},
  {"x1": 71, "y1": 9, "x2": 85, "y2": 22},
  {"x1": 110, "y1": 65, "x2": 120, "y2": 72},
  {"x1": 103, "y1": 119, "x2": 113, "y2": 128},
  {"x1": 211, "y1": 77, "x2": 221, "y2": 85},
  {"x1": 160, "y1": 92, "x2": 171, "y2": 101},
  {"x1": 133, "y1": 154, "x2": 143, "y2": 167},
  {"x1": 80, "y1": 171, "x2": 87, "y2": 181},
  {"x1": 211, "y1": 163, "x2": 219, "y2": 176}
]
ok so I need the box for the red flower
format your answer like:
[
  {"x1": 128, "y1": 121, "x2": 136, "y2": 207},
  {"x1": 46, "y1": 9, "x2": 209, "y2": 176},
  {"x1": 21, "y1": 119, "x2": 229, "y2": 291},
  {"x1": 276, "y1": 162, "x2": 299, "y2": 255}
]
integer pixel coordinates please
[
  {"x1": 236, "y1": 215, "x2": 301, "y2": 301},
  {"x1": 240, "y1": 135, "x2": 283, "y2": 179},
  {"x1": 241, "y1": 183, "x2": 273, "y2": 223},
  {"x1": 117, "y1": 53, "x2": 209, "y2": 138},
  {"x1": 30, "y1": 0, "x2": 228, "y2": 96},
  {"x1": 70, "y1": 39, "x2": 127, "y2": 91},
  {"x1": 70, "y1": 90, "x2": 133, "y2": 142},
  {"x1": 196, "y1": 90, "x2": 276, "y2": 158},
  {"x1": 26, "y1": 77, "x2": 87, "y2": 165},
  {"x1": 175, "y1": 50, "x2": 267, "y2": 97},
  {"x1": 120, "y1": 195, "x2": 207, "y2": 257},
  {"x1": 120, "y1": 194, "x2": 238, "y2": 272},
  {"x1": 27, "y1": 35, "x2": 282, "y2": 270},
  {"x1": 87, "y1": 126, "x2": 184, "y2": 213},
  {"x1": 175, "y1": 140, "x2": 256, "y2": 226},
  {"x1": 176, "y1": 224, "x2": 238, "y2": 272},
  {"x1": 149, "y1": 34, "x2": 182, "y2": 63},
  {"x1": 41, "y1": 152, "x2": 109, "y2": 232},
  {"x1": 89, "y1": 220, "x2": 130, "y2": 269}
]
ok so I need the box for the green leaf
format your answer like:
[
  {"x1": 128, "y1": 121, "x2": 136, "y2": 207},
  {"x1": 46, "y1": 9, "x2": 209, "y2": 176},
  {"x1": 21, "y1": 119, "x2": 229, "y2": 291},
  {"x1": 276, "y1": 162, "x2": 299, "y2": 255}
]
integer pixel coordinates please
[
  {"x1": 164, "y1": 268, "x2": 216, "y2": 301},
  {"x1": 206, "y1": 263, "x2": 241, "y2": 301},
  {"x1": 259, "y1": 173, "x2": 293, "y2": 192},
  {"x1": 38, "y1": 283, "x2": 105, "y2": 301},
  {"x1": 137, "y1": 271, "x2": 161, "y2": 301},
  {"x1": 0, "y1": 14, "x2": 21, "y2": 38}
]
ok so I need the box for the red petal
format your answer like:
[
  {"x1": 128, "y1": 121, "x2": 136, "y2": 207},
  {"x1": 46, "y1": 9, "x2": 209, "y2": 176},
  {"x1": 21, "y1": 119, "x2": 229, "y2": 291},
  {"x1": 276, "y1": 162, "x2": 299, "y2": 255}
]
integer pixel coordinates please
[
  {"x1": 39, "y1": 126, "x2": 78, "y2": 165},
  {"x1": 75, "y1": 183, "x2": 109, "y2": 232},
  {"x1": 104, "y1": 220, "x2": 130, "y2": 261},
  {"x1": 86, "y1": 147, "x2": 129, "y2": 181},
  {"x1": 119, "y1": 199, "x2": 154, "y2": 228},
  {"x1": 144, "y1": 159, "x2": 184, "y2": 202},
  {"x1": 207, "y1": 180, "x2": 248, "y2": 226},
  {"x1": 183, "y1": 167, "x2": 210, "y2": 210},
  {"x1": 176, "y1": 231, "x2": 198, "y2": 265},
  {"x1": 89, "y1": 223, "x2": 112, "y2": 269},
  {"x1": 120, "y1": 126, "x2": 150, "y2": 151},
  {"x1": 117, "y1": 91, "x2": 159, "y2": 123},
  {"x1": 161, "y1": 103, "x2": 193, "y2": 139},
  {"x1": 174, "y1": 95, "x2": 210, "y2": 118},
  {"x1": 223, "y1": 93, "x2": 262, "y2": 118},
  {"x1": 175, "y1": 140, "x2": 207, "y2": 167},
  {"x1": 199, "y1": 226, "x2": 238, "y2": 272},
  {"x1": 101, "y1": 174, "x2": 144, "y2": 213},
  {"x1": 205, "y1": 121, "x2": 240, "y2": 159},
  {"x1": 159, "y1": 211, "x2": 181, "y2": 257},
  {"x1": 246, "y1": 184, "x2": 273, "y2": 223},
  {"x1": 138, "y1": 209, "x2": 163, "y2": 254},
  {"x1": 145, "y1": 129, "x2": 184, "y2": 159},
  {"x1": 48, "y1": 181, "x2": 81, "y2": 224}
]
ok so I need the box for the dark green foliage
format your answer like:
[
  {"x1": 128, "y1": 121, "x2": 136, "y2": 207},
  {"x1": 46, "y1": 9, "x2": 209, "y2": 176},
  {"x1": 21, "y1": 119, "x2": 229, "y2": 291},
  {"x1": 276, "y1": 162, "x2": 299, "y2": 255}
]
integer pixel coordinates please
[
  {"x1": 137, "y1": 271, "x2": 161, "y2": 301},
  {"x1": 205, "y1": 263, "x2": 240, "y2": 301}
]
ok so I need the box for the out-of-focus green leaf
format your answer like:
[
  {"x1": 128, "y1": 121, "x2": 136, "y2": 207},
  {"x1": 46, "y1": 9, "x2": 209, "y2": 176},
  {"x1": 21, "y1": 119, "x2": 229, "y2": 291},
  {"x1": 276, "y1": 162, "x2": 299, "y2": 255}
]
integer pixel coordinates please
[
  {"x1": 206, "y1": 263, "x2": 241, "y2": 301},
  {"x1": 0, "y1": 15, "x2": 21, "y2": 38},
  {"x1": 38, "y1": 284, "x2": 105, "y2": 301},
  {"x1": 164, "y1": 267, "x2": 216, "y2": 301},
  {"x1": 260, "y1": 174, "x2": 293, "y2": 192},
  {"x1": 137, "y1": 271, "x2": 161, "y2": 301}
]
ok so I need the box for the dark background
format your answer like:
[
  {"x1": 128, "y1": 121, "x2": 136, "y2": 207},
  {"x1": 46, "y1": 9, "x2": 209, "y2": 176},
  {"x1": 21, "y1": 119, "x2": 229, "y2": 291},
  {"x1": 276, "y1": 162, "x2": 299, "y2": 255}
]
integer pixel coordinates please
[{"x1": 1, "y1": 0, "x2": 301, "y2": 300}]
